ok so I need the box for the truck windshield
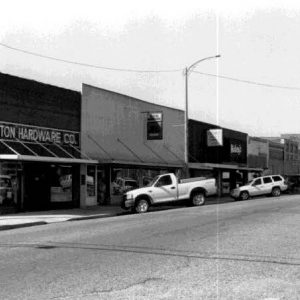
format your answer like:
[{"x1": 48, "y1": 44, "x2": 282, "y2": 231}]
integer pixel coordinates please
[{"x1": 146, "y1": 175, "x2": 159, "y2": 187}]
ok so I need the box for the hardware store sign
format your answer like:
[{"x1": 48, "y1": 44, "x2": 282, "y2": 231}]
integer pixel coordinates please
[{"x1": 0, "y1": 122, "x2": 79, "y2": 146}]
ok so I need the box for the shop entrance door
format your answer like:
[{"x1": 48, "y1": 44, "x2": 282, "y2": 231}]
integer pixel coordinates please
[{"x1": 24, "y1": 163, "x2": 50, "y2": 211}]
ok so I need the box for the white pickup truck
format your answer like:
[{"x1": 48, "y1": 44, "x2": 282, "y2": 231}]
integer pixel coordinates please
[{"x1": 121, "y1": 173, "x2": 217, "y2": 213}]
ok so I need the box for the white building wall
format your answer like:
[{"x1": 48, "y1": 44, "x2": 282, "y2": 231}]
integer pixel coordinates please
[{"x1": 81, "y1": 84, "x2": 185, "y2": 166}]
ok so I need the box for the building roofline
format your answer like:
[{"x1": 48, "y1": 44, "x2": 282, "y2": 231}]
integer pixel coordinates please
[
  {"x1": 0, "y1": 71, "x2": 81, "y2": 95},
  {"x1": 189, "y1": 118, "x2": 248, "y2": 136},
  {"x1": 249, "y1": 136, "x2": 269, "y2": 143},
  {"x1": 82, "y1": 83, "x2": 184, "y2": 114}
]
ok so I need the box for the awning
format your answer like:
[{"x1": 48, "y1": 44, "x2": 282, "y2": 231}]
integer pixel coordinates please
[
  {"x1": 188, "y1": 162, "x2": 263, "y2": 172},
  {"x1": 0, "y1": 139, "x2": 98, "y2": 164},
  {"x1": 98, "y1": 158, "x2": 184, "y2": 169}
]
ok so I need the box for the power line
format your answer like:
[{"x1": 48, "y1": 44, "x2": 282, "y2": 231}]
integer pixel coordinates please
[
  {"x1": 0, "y1": 42, "x2": 183, "y2": 73},
  {"x1": 2, "y1": 41, "x2": 300, "y2": 90},
  {"x1": 193, "y1": 70, "x2": 300, "y2": 91}
]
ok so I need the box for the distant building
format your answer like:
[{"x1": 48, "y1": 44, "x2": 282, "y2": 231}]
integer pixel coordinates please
[
  {"x1": 247, "y1": 137, "x2": 269, "y2": 170},
  {"x1": 261, "y1": 136, "x2": 300, "y2": 176},
  {"x1": 188, "y1": 120, "x2": 262, "y2": 195}
]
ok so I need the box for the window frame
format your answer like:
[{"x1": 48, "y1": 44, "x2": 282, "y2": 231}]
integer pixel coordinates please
[
  {"x1": 155, "y1": 175, "x2": 172, "y2": 187},
  {"x1": 263, "y1": 177, "x2": 273, "y2": 184},
  {"x1": 252, "y1": 178, "x2": 262, "y2": 186}
]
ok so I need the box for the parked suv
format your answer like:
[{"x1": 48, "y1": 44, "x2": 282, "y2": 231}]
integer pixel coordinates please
[{"x1": 230, "y1": 175, "x2": 288, "y2": 200}]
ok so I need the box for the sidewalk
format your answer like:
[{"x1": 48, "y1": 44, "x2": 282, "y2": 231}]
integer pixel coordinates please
[
  {"x1": 0, "y1": 196, "x2": 233, "y2": 231},
  {"x1": 0, "y1": 205, "x2": 125, "y2": 231}
]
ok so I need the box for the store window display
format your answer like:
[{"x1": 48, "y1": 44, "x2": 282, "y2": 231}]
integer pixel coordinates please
[
  {"x1": 0, "y1": 162, "x2": 20, "y2": 207},
  {"x1": 50, "y1": 165, "x2": 72, "y2": 203},
  {"x1": 87, "y1": 165, "x2": 96, "y2": 197}
]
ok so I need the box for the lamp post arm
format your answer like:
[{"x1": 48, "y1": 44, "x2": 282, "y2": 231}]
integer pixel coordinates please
[{"x1": 187, "y1": 54, "x2": 221, "y2": 75}]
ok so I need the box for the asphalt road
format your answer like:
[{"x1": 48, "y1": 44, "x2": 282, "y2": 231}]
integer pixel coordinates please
[{"x1": 0, "y1": 195, "x2": 299, "y2": 300}]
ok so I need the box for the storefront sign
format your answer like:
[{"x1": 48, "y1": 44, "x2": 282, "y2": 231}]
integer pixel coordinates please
[
  {"x1": 0, "y1": 122, "x2": 79, "y2": 146},
  {"x1": 230, "y1": 140, "x2": 245, "y2": 162},
  {"x1": 230, "y1": 142, "x2": 243, "y2": 156},
  {"x1": 207, "y1": 129, "x2": 223, "y2": 146},
  {"x1": 231, "y1": 144, "x2": 242, "y2": 155}
]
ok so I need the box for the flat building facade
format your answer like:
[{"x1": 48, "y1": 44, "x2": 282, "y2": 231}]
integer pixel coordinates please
[{"x1": 0, "y1": 72, "x2": 96, "y2": 212}]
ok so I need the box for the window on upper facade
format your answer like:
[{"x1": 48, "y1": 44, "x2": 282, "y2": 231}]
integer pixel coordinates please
[{"x1": 146, "y1": 112, "x2": 163, "y2": 140}]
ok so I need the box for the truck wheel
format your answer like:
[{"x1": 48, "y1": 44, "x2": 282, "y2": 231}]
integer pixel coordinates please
[
  {"x1": 191, "y1": 192, "x2": 205, "y2": 206},
  {"x1": 239, "y1": 191, "x2": 249, "y2": 200},
  {"x1": 134, "y1": 199, "x2": 149, "y2": 213},
  {"x1": 271, "y1": 187, "x2": 281, "y2": 197}
]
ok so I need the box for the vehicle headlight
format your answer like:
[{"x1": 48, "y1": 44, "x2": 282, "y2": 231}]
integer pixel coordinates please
[{"x1": 126, "y1": 193, "x2": 134, "y2": 200}]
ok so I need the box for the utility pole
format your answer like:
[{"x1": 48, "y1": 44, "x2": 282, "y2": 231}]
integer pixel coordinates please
[{"x1": 184, "y1": 55, "x2": 221, "y2": 177}]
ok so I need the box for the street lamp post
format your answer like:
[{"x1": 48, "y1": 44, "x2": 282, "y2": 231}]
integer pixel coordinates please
[{"x1": 184, "y1": 54, "x2": 221, "y2": 177}]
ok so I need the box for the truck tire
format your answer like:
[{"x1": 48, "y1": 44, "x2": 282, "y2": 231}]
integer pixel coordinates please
[
  {"x1": 271, "y1": 187, "x2": 281, "y2": 197},
  {"x1": 134, "y1": 199, "x2": 149, "y2": 213},
  {"x1": 191, "y1": 192, "x2": 206, "y2": 206}
]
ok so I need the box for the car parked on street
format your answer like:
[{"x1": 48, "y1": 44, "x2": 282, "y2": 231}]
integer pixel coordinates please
[
  {"x1": 121, "y1": 173, "x2": 217, "y2": 213},
  {"x1": 230, "y1": 175, "x2": 288, "y2": 200}
]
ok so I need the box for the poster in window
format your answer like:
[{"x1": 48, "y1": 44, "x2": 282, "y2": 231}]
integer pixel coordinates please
[
  {"x1": 50, "y1": 166, "x2": 72, "y2": 202},
  {"x1": 87, "y1": 166, "x2": 96, "y2": 197},
  {"x1": 230, "y1": 141, "x2": 244, "y2": 162},
  {"x1": 147, "y1": 112, "x2": 163, "y2": 140}
]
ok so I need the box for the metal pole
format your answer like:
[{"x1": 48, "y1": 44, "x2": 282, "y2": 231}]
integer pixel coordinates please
[
  {"x1": 184, "y1": 54, "x2": 221, "y2": 178},
  {"x1": 185, "y1": 67, "x2": 189, "y2": 178}
]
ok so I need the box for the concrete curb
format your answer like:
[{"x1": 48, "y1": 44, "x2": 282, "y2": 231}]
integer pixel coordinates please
[
  {"x1": 0, "y1": 221, "x2": 47, "y2": 231},
  {"x1": 67, "y1": 212, "x2": 123, "y2": 222},
  {"x1": 0, "y1": 196, "x2": 236, "y2": 231}
]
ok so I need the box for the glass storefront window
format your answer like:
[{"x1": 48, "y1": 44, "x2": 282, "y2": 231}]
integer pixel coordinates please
[
  {"x1": 109, "y1": 167, "x2": 173, "y2": 205},
  {"x1": 87, "y1": 165, "x2": 96, "y2": 197},
  {"x1": 97, "y1": 167, "x2": 107, "y2": 204},
  {"x1": 50, "y1": 165, "x2": 72, "y2": 202},
  {"x1": 0, "y1": 162, "x2": 21, "y2": 206}
]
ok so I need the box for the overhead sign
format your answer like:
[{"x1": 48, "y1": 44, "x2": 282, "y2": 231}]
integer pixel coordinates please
[
  {"x1": 207, "y1": 129, "x2": 223, "y2": 146},
  {"x1": 0, "y1": 122, "x2": 79, "y2": 146}
]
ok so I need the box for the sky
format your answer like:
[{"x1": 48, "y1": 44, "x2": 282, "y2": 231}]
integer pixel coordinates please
[{"x1": 1, "y1": 0, "x2": 300, "y2": 137}]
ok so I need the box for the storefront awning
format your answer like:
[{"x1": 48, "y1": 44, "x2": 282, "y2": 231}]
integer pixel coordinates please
[
  {"x1": 99, "y1": 158, "x2": 184, "y2": 169},
  {"x1": 0, "y1": 139, "x2": 98, "y2": 164},
  {"x1": 188, "y1": 162, "x2": 263, "y2": 172}
]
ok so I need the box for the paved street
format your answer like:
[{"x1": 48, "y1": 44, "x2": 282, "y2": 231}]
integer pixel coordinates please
[{"x1": 0, "y1": 194, "x2": 299, "y2": 300}]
